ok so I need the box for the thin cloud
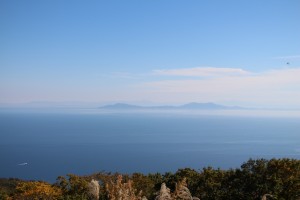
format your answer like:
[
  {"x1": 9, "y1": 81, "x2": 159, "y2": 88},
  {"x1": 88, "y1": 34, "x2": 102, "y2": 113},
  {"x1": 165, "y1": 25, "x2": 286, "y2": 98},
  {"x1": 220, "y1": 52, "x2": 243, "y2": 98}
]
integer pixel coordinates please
[
  {"x1": 145, "y1": 67, "x2": 300, "y2": 107},
  {"x1": 154, "y1": 67, "x2": 250, "y2": 77},
  {"x1": 98, "y1": 72, "x2": 148, "y2": 80},
  {"x1": 272, "y1": 55, "x2": 300, "y2": 60}
]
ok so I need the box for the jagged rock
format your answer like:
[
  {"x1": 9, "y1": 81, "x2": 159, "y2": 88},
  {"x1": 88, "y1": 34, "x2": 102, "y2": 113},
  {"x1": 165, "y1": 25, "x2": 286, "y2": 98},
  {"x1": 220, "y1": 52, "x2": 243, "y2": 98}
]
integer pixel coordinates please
[
  {"x1": 155, "y1": 183, "x2": 172, "y2": 200},
  {"x1": 87, "y1": 179, "x2": 100, "y2": 200},
  {"x1": 155, "y1": 180, "x2": 200, "y2": 200},
  {"x1": 174, "y1": 178, "x2": 193, "y2": 200},
  {"x1": 106, "y1": 175, "x2": 144, "y2": 200},
  {"x1": 261, "y1": 194, "x2": 274, "y2": 200},
  {"x1": 105, "y1": 177, "x2": 199, "y2": 200}
]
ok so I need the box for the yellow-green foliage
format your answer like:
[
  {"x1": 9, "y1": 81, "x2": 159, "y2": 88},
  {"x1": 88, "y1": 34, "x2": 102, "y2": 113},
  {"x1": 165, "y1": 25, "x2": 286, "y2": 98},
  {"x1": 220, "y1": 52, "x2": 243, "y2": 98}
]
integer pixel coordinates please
[{"x1": 15, "y1": 181, "x2": 62, "y2": 199}]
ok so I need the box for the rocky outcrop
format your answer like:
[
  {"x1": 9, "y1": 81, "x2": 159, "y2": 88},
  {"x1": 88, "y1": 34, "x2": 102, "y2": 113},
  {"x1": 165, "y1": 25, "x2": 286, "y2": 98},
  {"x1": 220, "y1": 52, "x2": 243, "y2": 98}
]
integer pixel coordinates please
[
  {"x1": 261, "y1": 194, "x2": 274, "y2": 200},
  {"x1": 104, "y1": 176, "x2": 199, "y2": 200},
  {"x1": 155, "y1": 183, "x2": 172, "y2": 200},
  {"x1": 87, "y1": 179, "x2": 100, "y2": 200},
  {"x1": 155, "y1": 179, "x2": 200, "y2": 200},
  {"x1": 173, "y1": 178, "x2": 193, "y2": 200},
  {"x1": 105, "y1": 175, "x2": 145, "y2": 200}
]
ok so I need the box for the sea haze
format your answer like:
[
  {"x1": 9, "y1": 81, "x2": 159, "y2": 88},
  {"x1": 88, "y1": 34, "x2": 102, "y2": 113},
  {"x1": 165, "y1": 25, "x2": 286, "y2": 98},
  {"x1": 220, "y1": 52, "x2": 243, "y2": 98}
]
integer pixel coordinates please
[{"x1": 0, "y1": 109, "x2": 300, "y2": 182}]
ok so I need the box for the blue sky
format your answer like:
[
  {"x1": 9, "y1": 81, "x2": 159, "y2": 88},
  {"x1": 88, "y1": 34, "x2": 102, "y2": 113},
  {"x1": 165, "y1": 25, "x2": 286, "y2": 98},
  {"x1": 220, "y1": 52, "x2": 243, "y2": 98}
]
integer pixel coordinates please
[{"x1": 1, "y1": 0, "x2": 300, "y2": 107}]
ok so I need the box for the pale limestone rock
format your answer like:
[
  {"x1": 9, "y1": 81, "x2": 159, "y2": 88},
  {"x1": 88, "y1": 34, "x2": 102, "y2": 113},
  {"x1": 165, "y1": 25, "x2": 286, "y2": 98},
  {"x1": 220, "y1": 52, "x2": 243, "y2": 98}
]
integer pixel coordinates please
[
  {"x1": 106, "y1": 175, "x2": 145, "y2": 200},
  {"x1": 174, "y1": 178, "x2": 193, "y2": 200},
  {"x1": 87, "y1": 179, "x2": 100, "y2": 200},
  {"x1": 261, "y1": 194, "x2": 274, "y2": 200},
  {"x1": 155, "y1": 181, "x2": 200, "y2": 200},
  {"x1": 155, "y1": 183, "x2": 172, "y2": 200}
]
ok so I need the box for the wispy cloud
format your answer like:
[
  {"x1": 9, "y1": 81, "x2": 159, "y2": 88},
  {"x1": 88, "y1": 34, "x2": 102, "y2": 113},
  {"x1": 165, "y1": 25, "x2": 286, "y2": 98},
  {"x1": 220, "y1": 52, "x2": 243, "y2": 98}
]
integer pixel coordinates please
[
  {"x1": 144, "y1": 67, "x2": 300, "y2": 107},
  {"x1": 272, "y1": 55, "x2": 300, "y2": 60},
  {"x1": 98, "y1": 72, "x2": 147, "y2": 80},
  {"x1": 153, "y1": 67, "x2": 250, "y2": 77},
  {"x1": 2, "y1": 64, "x2": 300, "y2": 108}
]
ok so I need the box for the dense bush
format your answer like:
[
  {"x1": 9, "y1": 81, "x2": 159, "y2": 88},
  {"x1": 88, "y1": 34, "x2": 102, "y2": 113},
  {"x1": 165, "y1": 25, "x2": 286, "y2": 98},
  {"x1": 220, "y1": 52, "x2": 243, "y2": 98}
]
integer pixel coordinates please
[{"x1": 0, "y1": 158, "x2": 299, "y2": 199}]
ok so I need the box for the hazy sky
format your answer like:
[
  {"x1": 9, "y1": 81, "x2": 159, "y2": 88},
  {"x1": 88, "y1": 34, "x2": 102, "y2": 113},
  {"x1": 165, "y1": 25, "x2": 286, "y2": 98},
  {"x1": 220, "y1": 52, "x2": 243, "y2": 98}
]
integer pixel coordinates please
[{"x1": 1, "y1": 0, "x2": 300, "y2": 108}]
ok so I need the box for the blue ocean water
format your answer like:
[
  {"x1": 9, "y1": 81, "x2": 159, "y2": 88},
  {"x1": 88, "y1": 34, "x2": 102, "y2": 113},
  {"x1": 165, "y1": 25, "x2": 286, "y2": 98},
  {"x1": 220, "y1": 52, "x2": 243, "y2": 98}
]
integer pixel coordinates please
[{"x1": 0, "y1": 109, "x2": 299, "y2": 182}]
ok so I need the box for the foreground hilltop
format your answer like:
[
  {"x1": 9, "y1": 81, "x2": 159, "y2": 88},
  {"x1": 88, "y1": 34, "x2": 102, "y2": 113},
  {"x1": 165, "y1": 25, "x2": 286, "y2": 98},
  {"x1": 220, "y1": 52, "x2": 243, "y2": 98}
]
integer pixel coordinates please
[{"x1": 0, "y1": 158, "x2": 299, "y2": 200}]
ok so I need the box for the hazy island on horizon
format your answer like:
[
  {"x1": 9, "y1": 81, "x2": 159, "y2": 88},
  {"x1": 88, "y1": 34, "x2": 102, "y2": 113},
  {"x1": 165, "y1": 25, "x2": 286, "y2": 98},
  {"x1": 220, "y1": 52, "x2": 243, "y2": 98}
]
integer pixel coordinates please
[{"x1": 99, "y1": 102, "x2": 245, "y2": 110}]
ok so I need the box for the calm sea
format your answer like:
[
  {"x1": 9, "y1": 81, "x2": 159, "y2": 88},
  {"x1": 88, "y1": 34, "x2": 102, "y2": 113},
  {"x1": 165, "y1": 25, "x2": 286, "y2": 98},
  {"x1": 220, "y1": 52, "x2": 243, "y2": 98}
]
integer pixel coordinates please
[{"x1": 0, "y1": 109, "x2": 299, "y2": 182}]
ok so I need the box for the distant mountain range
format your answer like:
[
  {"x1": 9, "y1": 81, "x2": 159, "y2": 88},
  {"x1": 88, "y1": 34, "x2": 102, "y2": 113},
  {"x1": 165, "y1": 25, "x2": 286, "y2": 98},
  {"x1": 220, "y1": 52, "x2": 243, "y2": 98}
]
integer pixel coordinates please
[{"x1": 99, "y1": 102, "x2": 245, "y2": 110}]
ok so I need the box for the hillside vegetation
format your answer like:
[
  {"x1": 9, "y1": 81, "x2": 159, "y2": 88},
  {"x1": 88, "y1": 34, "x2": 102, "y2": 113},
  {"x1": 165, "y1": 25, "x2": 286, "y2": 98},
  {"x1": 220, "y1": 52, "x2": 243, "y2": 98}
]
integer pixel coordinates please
[{"x1": 0, "y1": 158, "x2": 299, "y2": 200}]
